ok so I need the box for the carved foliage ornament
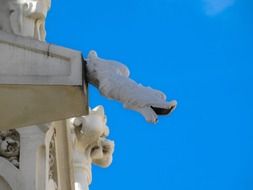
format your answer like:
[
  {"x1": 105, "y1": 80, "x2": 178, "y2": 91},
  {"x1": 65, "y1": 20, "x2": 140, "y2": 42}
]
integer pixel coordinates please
[
  {"x1": 47, "y1": 128, "x2": 58, "y2": 190},
  {"x1": 0, "y1": 129, "x2": 20, "y2": 168}
]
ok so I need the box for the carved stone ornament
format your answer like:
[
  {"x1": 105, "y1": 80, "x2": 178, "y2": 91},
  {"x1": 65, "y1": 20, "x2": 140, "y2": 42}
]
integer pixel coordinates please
[
  {"x1": 0, "y1": 0, "x2": 51, "y2": 41},
  {"x1": 47, "y1": 128, "x2": 58, "y2": 190},
  {"x1": 86, "y1": 50, "x2": 177, "y2": 123},
  {"x1": 70, "y1": 106, "x2": 114, "y2": 190},
  {"x1": 0, "y1": 129, "x2": 20, "y2": 168}
]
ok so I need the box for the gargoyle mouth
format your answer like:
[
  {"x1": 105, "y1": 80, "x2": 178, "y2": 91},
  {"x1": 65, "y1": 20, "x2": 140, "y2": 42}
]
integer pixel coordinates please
[{"x1": 151, "y1": 104, "x2": 176, "y2": 115}]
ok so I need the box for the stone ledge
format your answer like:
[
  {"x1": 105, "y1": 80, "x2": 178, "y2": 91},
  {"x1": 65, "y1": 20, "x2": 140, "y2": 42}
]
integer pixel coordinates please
[
  {"x1": 0, "y1": 31, "x2": 83, "y2": 85},
  {"x1": 0, "y1": 31, "x2": 88, "y2": 129}
]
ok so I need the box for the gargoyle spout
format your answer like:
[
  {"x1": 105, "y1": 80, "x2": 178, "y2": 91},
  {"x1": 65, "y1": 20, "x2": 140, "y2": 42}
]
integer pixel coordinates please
[{"x1": 86, "y1": 50, "x2": 177, "y2": 123}]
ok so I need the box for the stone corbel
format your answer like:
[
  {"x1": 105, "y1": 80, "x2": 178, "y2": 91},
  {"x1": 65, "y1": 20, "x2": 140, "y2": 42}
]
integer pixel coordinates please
[{"x1": 70, "y1": 106, "x2": 114, "y2": 190}]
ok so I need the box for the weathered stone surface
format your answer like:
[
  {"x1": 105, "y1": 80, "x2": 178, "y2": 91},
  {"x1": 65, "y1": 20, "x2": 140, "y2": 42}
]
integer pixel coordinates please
[
  {"x1": 86, "y1": 50, "x2": 177, "y2": 123},
  {"x1": 0, "y1": 31, "x2": 88, "y2": 129},
  {"x1": 69, "y1": 106, "x2": 114, "y2": 190},
  {"x1": 0, "y1": 0, "x2": 51, "y2": 41},
  {"x1": 0, "y1": 31, "x2": 83, "y2": 85},
  {"x1": 0, "y1": 85, "x2": 88, "y2": 129}
]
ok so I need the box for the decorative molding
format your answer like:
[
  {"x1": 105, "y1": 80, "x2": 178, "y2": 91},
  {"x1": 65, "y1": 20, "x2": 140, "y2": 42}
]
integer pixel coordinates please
[
  {"x1": 48, "y1": 130, "x2": 58, "y2": 189},
  {"x1": 70, "y1": 106, "x2": 114, "y2": 190},
  {"x1": 46, "y1": 128, "x2": 58, "y2": 190},
  {"x1": 0, "y1": 129, "x2": 20, "y2": 168}
]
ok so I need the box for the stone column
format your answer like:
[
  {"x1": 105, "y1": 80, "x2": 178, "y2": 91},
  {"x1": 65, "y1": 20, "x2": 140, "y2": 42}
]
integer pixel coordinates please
[{"x1": 18, "y1": 125, "x2": 47, "y2": 190}]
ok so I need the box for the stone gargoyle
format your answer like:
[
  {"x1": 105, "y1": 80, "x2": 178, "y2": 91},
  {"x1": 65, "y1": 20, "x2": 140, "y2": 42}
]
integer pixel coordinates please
[
  {"x1": 70, "y1": 106, "x2": 114, "y2": 190},
  {"x1": 71, "y1": 106, "x2": 114, "y2": 168},
  {"x1": 86, "y1": 50, "x2": 177, "y2": 123}
]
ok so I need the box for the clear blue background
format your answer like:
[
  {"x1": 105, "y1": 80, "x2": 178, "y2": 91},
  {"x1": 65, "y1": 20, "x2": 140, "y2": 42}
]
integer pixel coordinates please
[{"x1": 46, "y1": 0, "x2": 253, "y2": 189}]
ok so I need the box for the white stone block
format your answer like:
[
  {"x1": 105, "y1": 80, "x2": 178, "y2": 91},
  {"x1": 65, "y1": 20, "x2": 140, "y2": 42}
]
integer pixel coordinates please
[
  {"x1": 0, "y1": 31, "x2": 88, "y2": 129},
  {"x1": 0, "y1": 31, "x2": 83, "y2": 85}
]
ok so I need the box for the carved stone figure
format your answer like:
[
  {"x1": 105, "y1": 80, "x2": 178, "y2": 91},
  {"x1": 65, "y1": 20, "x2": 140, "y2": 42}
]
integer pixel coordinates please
[
  {"x1": 70, "y1": 106, "x2": 114, "y2": 190},
  {"x1": 86, "y1": 50, "x2": 177, "y2": 123},
  {"x1": 0, "y1": 129, "x2": 20, "y2": 168},
  {"x1": 0, "y1": 0, "x2": 51, "y2": 41}
]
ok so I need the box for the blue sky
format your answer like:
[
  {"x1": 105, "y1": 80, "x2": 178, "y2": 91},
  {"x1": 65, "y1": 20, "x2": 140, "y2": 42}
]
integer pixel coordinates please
[{"x1": 46, "y1": 0, "x2": 253, "y2": 189}]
